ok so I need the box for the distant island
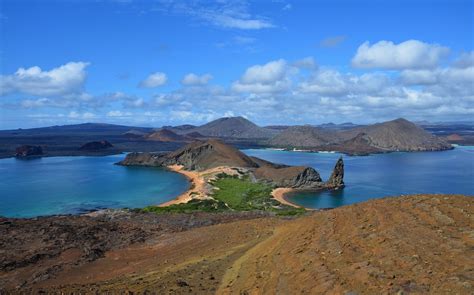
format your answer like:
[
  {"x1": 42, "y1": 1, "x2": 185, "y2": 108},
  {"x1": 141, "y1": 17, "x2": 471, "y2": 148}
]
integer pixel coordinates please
[
  {"x1": 0, "y1": 117, "x2": 466, "y2": 159},
  {"x1": 118, "y1": 139, "x2": 344, "y2": 212}
]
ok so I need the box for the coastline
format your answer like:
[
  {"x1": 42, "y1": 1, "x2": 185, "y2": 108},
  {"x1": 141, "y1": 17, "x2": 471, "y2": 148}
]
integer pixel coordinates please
[
  {"x1": 271, "y1": 187, "x2": 303, "y2": 208},
  {"x1": 158, "y1": 165, "x2": 205, "y2": 207},
  {"x1": 159, "y1": 165, "x2": 308, "y2": 209}
]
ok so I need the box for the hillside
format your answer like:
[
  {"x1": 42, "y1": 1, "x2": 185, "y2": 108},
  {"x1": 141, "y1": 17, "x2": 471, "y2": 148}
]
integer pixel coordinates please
[
  {"x1": 2, "y1": 195, "x2": 472, "y2": 293},
  {"x1": 268, "y1": 118, "x2": 452, "y2": 153},
  {"x1": 181, "y1": 116, "x2": 278, "y2": 139},
  {"x1": 118, "y1": 139, "x2": 343, "y2": 190},
  {"x1": 0, "y1": 123, "x2": 153, "y2": 136},
  {"x1": 145, "y1": 129, "x2": 191, "y2": 142},
  {"x1": 268, "y1": 125, "x2": 342, "y2": 148},
  {"x1": 342, "y1": 118, "x2": 452, "y2": 151}
]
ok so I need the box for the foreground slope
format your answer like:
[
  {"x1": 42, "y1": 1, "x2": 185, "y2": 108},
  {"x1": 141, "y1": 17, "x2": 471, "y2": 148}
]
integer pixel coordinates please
[{"x1": 1, "y1": 195, "x2": 472, "y2": 293}]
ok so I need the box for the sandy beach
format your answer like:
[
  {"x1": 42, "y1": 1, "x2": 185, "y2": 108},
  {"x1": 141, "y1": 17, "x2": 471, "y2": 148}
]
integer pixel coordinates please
[
  {"x1": 271, "y1": 187, "x2": 302, "y2": 208},
  {"x1": 160, "y1": 165, "x2": 306, "y2": 209},
  {"x1": 158, "y1": 165, "x2": 206, "y2": 207},
  {"x1": 158, "y1": 165, "x2": 241, "y2": 207}
]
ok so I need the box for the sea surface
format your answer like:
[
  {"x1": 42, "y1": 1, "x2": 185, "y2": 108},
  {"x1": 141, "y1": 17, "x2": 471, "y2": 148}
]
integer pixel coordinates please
[
  {"x1": 243, "y1": 146, "x2": 474, "y2": 209},
  {"x1": 0, "y1": 154, "x2": 189, "y2": 218},
  {"x1": 1, "y1": 147, "x2": 473, "y2": 217}
]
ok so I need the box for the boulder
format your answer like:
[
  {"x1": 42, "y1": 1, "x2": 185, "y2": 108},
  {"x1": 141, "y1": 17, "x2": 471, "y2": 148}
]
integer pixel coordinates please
[{"x1": 15, "y1": 145, "x2": 43, "y2": 157}]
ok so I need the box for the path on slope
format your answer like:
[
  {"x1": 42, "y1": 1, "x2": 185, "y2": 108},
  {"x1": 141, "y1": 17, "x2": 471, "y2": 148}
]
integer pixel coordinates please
[
  {"x1": 9, "y1": 195, "x2": 473, "y2": 294},
  {"x1": 219, "y1": 195, "x2": 473, "y2": 294}
]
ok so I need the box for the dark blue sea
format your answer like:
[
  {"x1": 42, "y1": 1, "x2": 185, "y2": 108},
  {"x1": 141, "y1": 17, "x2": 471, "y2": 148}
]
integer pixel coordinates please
[{"x1": 243, "y1": 146, "x2": 474, "y2": 209}]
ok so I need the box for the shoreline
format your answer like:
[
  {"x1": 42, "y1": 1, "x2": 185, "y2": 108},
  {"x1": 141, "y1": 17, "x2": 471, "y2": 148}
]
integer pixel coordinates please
[
  {"x1": 159, "y1": 165, "x2": 309, "y2": 210},
  {"x1": 158, "y1": 165, "x2": 205, "y2": 207},
  {"x1": 271, "y1": 187, "x2": 304, "y2": 208}
]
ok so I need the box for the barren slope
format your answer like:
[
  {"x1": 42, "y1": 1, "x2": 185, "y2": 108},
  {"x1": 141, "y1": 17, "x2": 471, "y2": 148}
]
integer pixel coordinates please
[{"x1": 2, "y1": 195, "x2": 472, "y2": 294}]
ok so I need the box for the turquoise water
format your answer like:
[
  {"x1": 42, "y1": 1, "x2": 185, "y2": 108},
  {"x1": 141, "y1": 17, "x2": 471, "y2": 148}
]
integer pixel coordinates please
[
  {"x1": 243, "y1": 146, "x2": 474, "y2": 209},
  {"x1": 0, "y1": 155, "x2": 189, "y2": 218}
]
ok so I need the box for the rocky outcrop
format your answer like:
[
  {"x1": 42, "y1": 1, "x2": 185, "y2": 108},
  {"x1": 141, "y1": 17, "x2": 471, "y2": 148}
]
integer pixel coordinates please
[
  {"x1": 119, "y1": 139, "x2": 258, "y2": 171},
  {"x1": 117, "y1": 152, "x2": 162, "y2": 166},
  {"x1": 254, "y1": 166, "x2": 324, "y2": 189},
  {"x1": 79, "y1": 140, "x2": 113, "y2": 151},
  {"x1": 326, "y1": 157, "x2": 344, "y2": 189},
  {"x1": 15, "y1": 145, "x2": 43, "y2": 157},
  {"x1": 118, "y1": 139, "x2": 344, "y2": 191}
]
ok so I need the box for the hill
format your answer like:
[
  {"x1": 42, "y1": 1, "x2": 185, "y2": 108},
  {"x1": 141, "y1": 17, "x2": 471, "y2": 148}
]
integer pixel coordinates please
[
  {"x1": 268, "y1": 118, "x2": 452, "y2": 153},
  {"x1": 118, "y1": 139, "x2": 343, "y2": 190},
  {"x1": 268, "y1": 125, "x2": 342, "y2": 148},
  {"x1": 145, "y1": 129, "x2": 191, "y2": 142},
  {"x1": 181, "y1": 116, "x2": 278, "y2": 139},
  {"x1": 2, "y1": 195, "x2": 471, "y2": 293},
  {"x1": 0, "y1": 123, "x2": 153, "y2": 136},
  {"x1": 342, "y1": 118, "x2": 452, "y2": 151}
]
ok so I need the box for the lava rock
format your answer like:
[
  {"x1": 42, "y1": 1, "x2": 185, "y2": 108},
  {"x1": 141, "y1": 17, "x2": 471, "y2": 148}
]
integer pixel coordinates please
[{"x1": 15, "y1": 145, "x2": 43, "y2": 157}]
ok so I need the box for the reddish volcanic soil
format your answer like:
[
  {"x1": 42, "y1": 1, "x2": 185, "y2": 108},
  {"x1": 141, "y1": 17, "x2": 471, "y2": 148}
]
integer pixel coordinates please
[{"x1": 1, "y1": 195, "x2": 473, "y2": 294}]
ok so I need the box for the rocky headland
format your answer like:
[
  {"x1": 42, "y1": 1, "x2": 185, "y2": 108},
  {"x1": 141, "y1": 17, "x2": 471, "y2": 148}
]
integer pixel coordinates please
[{"x1": 118, "y1": 139, "x2": 344, "y2": 208}]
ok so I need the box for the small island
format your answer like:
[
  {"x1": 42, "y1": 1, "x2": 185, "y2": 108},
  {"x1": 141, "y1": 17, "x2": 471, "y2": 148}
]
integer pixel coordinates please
[{"x1": 117, "y1": 139, "x2": 344, "y2": 214}]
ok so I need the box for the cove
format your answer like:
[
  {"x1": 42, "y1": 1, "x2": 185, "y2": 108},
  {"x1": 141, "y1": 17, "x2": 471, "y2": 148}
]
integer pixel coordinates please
[
  {"x1": 243, "y1": 146, "x2": 474, "y2": 209},
  {"x1": 0, "y1": 155, "x2": 189, "y2": 218}
]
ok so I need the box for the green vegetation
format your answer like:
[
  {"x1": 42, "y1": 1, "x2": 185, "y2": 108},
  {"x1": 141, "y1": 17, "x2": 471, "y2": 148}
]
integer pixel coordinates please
[
  {"x1": 210, "y1": 175, "x2": 274, "y2": 210},
  {"x1": 142, "y1": 174, "x2": 306, "y2": 216},
  {"x1": 142, "y1": 199, "x2": 228, "y2": 214},
  {"x1": 210, "y1": 174, "x2": 306, "y2": 216}
]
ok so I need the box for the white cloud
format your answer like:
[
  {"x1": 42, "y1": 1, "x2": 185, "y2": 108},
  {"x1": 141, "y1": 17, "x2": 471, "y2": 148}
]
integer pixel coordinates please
[
  {"x1": 125, "y1": 97, "x2": 146, "y2": 108},
  {"x1": 161, "y1": 1, "x2": 274, "y2": 30},
  {"x1": 68, "y1": 111, "x2": 95, "y2": 119},
  {"x1": 298, "y1": 69, "x2": 391, "y2": 96},
  {"x1": 206, "y1": 14, "x2": 273, "y2": 29},
  {"x1": 352, "y1": 40, "x2": 450, "y2": 69},
  {"x1": 107, "y1": 110, "x2": 132, "y2": 117},
  {"x1": 454, "y1": 51, "x2": 474, "y2": 68},
  {"x1": 240, "y1": 59, "x2": 287, "y2": 84},
  {"x1": 232, "y1": 59, "x2": 291, "y2": 93},
  {"x1": 181, "y1": 73, "x2": 213, "y2": 86},
  {"x1": 139, "y1": 72, "x2": 167, "y2": 88},
  {"x1": 400, "y1": 70, "x2": 438, "y2": 85},
  {"x1": 0, "y1": 62, "x2": 89, "y2": 96},
  {"x1": 282, "y1": 4, "x2": 292, "y2": 11}
]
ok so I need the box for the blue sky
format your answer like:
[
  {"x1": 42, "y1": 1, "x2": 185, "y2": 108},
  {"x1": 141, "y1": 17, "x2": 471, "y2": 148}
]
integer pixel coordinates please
[{"x1": 0, "y1": 0, "x2": 473, "y2": 129}]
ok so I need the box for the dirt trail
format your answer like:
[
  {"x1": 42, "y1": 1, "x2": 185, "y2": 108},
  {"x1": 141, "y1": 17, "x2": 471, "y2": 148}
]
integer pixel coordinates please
[
  {"x1": 218, "y1": 195, "x2": 474, "y2": 294},
  {"x1": 1, "y1": 194, "x2": 473, "y2": 294}
]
